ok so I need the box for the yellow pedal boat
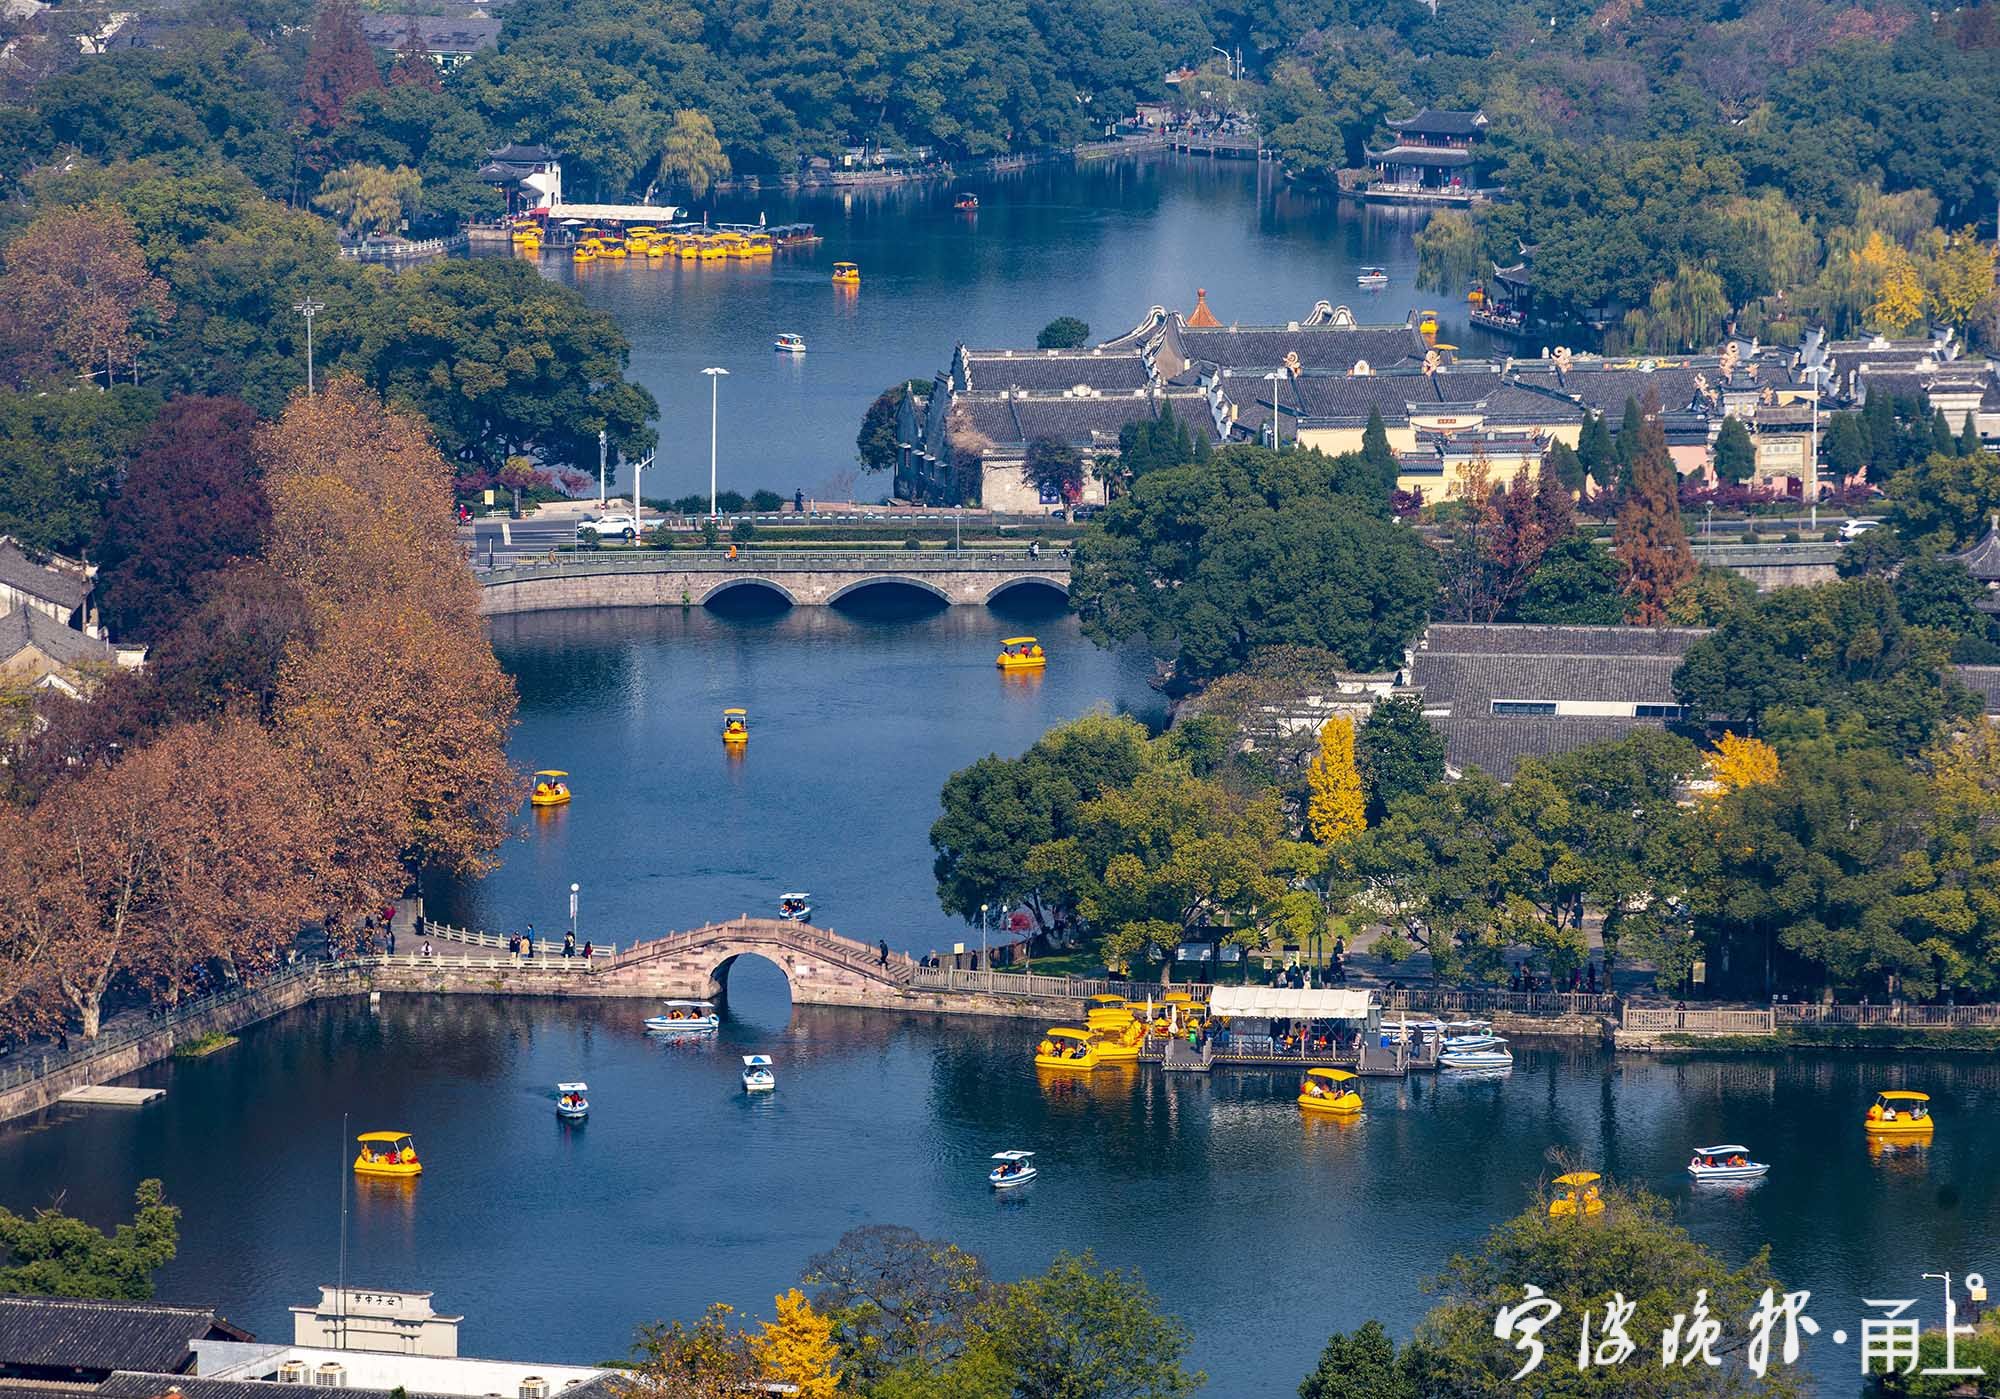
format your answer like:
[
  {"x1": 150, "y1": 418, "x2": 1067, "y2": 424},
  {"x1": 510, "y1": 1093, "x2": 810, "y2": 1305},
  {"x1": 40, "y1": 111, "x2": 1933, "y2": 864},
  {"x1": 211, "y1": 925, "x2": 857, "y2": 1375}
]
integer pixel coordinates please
[
  {"x1": 353, "y1": 1131, "x2": 422, "y2": 1178},
  {"x1": 1298, "y1": 1068, "x2": 1362, "y2": 1115}
]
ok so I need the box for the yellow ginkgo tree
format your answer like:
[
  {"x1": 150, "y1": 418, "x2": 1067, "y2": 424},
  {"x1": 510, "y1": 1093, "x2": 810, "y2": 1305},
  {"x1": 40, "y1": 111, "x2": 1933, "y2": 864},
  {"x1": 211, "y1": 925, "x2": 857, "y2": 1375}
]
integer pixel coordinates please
[
  {"x1": 1306, "y1": 717, "x2": 1367, "y2": 846},
  {"x1": 1707, "y1": 732, "x2": 1780, "y2": 795}
]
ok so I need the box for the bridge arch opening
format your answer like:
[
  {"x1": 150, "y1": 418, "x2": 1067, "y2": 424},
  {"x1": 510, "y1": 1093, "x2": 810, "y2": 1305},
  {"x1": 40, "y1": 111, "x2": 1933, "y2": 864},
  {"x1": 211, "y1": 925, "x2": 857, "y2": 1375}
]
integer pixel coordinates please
[
  {"x1": 827, "y1": 576, "x2": 951, "y2": 615},
  {"x1": 709, "y1": 951, "x2": 794, "y2": 1026},
  {"x1": 984, "y1": 576, "x2": 1070, "y2": 606},
  {"x1": 701, "y1": 578, "x2": 796, "y2": 614}
]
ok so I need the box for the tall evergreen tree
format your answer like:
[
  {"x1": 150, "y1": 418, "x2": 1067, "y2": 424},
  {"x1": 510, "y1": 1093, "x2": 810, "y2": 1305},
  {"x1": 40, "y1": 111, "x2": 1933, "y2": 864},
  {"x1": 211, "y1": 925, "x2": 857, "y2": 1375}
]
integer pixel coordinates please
[
  {"x1": 1931, "y1": 406, "x2": 1958, "y2": 456},
  {"x1": 1615, "y1": 397, "x2": 1645, "y2": 485},
  {"x1": 1612, "y1": 393, "x2": 1695, "y2": 625},
  {"x1": 1960, "y1": 411, "x2": 1984, "y2": 457},
  {"x1": 1545, "y1": 439, "x2": 1585, "y2": 492},
  {"x1": 1361, "y1": 405, "x2": 1397, "y2": 495},
  {"x1": 1821, "y1": 412, "x2": 1868, "y2": 480},
  {"x1": 1576, "y1": 411, "x2": 1615, "y2": 491},
  {"x1": 1861, "y1": 389, "x2": 1897, "y2": 474}
]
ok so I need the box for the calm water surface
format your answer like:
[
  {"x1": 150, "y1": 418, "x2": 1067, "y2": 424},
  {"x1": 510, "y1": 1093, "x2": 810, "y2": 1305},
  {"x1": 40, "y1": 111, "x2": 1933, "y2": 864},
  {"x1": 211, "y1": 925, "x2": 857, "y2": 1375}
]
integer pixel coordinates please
[
  {"x1": 515, "y1": 156, "x2": 1510, "y2": 501},
  {"x1": 3, "y1": 995, "x2": 1992, "y2": 1396}
]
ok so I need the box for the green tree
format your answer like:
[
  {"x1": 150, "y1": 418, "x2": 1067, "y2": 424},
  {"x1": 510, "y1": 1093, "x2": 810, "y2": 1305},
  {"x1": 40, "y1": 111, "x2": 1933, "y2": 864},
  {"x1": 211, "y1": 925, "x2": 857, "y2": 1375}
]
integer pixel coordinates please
[
  {"x1": 969, "y1": 1252, "x2": 1203, "y2": 1399},
  {"x1": 1614, "y1": 397, "x2": 1645, "y2": 485},
  {"x1": 802, "y1": 1225, "x2": 990, "y2": 1389},
  {"x1": 1035, "y1": 317, "x2": 1090, "y2": 349},
  {"x1": 1414, "y1": 210, "x2": 1482, "y2": 294},
  {"x1": 1514, "y1": 536, "x2": 1625, "y2": 625},
  {"x1": 658, "y1": 110, "x2": 730, "y2": 202},
  {"x1": 1360, "y1": 404, "x2": 1397, "y2": 496},
  {"x1": 0, "y1": 386, "x2": 162, "y2": 555},
  {"x1": 1820, "y1": 412, "x2": 1869, "y2": 481},
  {"x1": 1403, "y1": 1184, "x2": 1795, "y2": 1397},
  {"x1": 1664, "y1": 563, "x2": 1759, "y2": 626},
  {"x1": 1023, "y1": 437, "x2": 1084, "y2": 515},
  {"x1": 1712, "y1": 414, "x2": 1755, "y2": 484},
  {"x1": 1071, "y1": 445, "x2": 1432, "y2": 687},
  {"x1": 1575, "y1": 411, "x2": 1617, "y2": 492},
  {"x1": 1893, "y1": 556, "x2": 1984, "y2": 639},
  {"x1": 858, "y1": 381, "x2": 925, "y2": 473},
  {"x1": 930, "y1": 714, "x2": 1149, "y2": 942},
  {"x1": 1354, "y1": 695, "x2": 1445, "y2": 823},
  {"x1": 1298, "y1": 1321, "x2": 1413, "y2": 1399},
  {"x1": 0, "y1": 1179, "x2": 180, "y2": 1299},
  {"x1": 311, "y1": 162, "x2": 422, "y2": 238},
  {"x1": 1544, "y1": 439, "x2": 1585, "y2": 493}
]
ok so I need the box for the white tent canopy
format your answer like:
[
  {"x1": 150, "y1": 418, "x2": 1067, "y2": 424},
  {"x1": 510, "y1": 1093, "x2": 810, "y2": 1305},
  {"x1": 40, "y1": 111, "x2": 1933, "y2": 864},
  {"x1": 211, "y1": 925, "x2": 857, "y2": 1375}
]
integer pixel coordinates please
[{"x1": 1206, "y1": 987, "x2": 1376, "y2": 1021}]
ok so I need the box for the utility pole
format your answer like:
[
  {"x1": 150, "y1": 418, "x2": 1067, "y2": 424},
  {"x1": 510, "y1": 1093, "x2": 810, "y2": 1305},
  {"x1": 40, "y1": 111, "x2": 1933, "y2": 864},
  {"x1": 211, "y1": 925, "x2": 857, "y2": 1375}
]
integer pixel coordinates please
[
  {"x1": 702, "y1": 367, "x2": 730, "y2": 516},
  {"x1": 294, "y1": 296, "x2": 325, "y2": 395}
]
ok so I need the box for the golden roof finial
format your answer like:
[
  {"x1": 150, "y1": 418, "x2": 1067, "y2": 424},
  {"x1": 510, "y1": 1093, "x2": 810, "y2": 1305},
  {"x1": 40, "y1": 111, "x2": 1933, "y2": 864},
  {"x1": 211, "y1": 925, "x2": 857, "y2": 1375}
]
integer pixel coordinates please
[{"x1": 1187, "y1": 288, "x2": 1221, "y2": 328}]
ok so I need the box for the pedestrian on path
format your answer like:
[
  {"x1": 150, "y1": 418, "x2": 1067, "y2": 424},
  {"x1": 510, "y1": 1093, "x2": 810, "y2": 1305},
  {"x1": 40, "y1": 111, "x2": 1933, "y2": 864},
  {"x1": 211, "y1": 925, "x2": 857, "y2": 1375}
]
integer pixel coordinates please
[
  {"x1": 877, "y1": 938, "x2": 890, "y2": 967},
  {"x1": 523, "y1": 924, "x2": 535, "y2": 959}
]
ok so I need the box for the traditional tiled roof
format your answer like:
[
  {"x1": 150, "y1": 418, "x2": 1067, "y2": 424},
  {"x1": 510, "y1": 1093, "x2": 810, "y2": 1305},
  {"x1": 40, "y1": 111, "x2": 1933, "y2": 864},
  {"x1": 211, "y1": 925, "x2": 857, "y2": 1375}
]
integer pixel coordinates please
[
  {"x1": 1180, "y1": 324, "x2": 1428, "y2": 375},
  {"x1": 93, "y1": 1376, "x2": 622, "y2": 1399},
  {"x1": 1185, "y1": 288, "x2": 1221, "y2": 328},
  {"x1": 956, "y1": 348, "x2": 1151, "y2": 394},
  {"x1": 0, "y1": 539, "x2": 88, "y2": 612},
  {"x1": 1433, "y1": 715, "x2": 1674, "y2": 780},
  {"x1": 1366, "y1": 146, "x2": 1475, "y2": 167},
  {"x1": 486, "y1": 143, "x2": 557, "y2": 165},
  {"x1": 948, "y1": 391, "x2": 1213, "y2": 451},
  {"x1": 1951, "y1": 665, "x2": 2000, "y2": 714},
  {"x1": 1385, "y1": 108, "x2": 1487, "y2": 137},
  {"x1": 0, "y1": 1296, "x2": 247, "y2": 1375},
  {"x1": 1283, "y1": 369, "x2": 1507, "y2": 422},
  {"x1": 1412, "y1": 651, "x2": 1687, "y2": 709},
  {"x1": 1947, "y1": 521, "x2": 2000, "y2": 582},
  {"x1": 1418, "y1": 623, "x2": 1711, "y2": 657},
  {"x1": 0, "y1": 607, "x2": 114, "y2": 667},
  {"x1": 358, "y1": 15, "x2": 499, "y2": 50}
]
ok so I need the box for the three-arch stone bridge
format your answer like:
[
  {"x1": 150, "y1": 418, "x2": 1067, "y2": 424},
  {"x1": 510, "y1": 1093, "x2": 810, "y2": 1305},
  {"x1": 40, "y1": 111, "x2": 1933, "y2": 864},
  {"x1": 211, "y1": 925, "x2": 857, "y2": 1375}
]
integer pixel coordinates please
[{"x1": 478, "y1": 551, "x2": 1071, "y2": 614}]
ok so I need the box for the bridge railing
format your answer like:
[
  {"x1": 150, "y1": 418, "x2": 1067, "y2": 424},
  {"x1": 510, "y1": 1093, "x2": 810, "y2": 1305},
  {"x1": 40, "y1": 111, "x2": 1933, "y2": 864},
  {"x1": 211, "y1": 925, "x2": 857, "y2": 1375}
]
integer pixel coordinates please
[
  {"x1": 424, "y1": 922, "x2": 617, "y2": 957},
  {"x1": 910, "y1": 966, "x2": 1195, "y2": 1002},
  {"x1": 607, "y1": 919, "x2": 914, "y2": 984},
  {"x1": 480, "y1": 551, "x2": 1068, "y2": 583}
]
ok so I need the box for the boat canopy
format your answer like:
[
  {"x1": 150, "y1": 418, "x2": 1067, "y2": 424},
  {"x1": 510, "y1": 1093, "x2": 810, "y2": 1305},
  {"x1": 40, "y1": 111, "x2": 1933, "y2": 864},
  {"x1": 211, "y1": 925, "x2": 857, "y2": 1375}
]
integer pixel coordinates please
[
  {"x1": 780, "y1": 892, "x2": 810, "y2": 901},
  {"x1": 1046, "y1": 1028, "x2": 1093, "y2": 1042},
  {"x1": 992, "y1": 1150, "x2": 1035, "y2": 1162},
  {"x1": 723, "y1": 708, "x2": 747, "y2": 716},
  {"x1": 742, "y1": 1055, "x2": 773, "y2": 1068},
  {"x1": 1306, "y1": 1068, "x2": 1357, "y2": 1083},
  {"x1": 534, "y1": 770, "x2": 568, "y2": 778},
  {"x1": 663, "y1": 999, "x2": 716, "y2": 1009},
  {"x1": 1087, "y1": 994, "x2": 1126, "y2": 1007},
  {"x1": 1207, "y1": 987, "x2": 1375, "y2": 1020},
  {"x1": 1878, "y1": 1090, "x2": 1930, "y2": 1101},
  {"x1": 1692, "y1": 1144, "x2": 1748, "y2": 1156},
  {"x1": 357, "y1": 1131, "x2": 412, "y2": 1143},
  {"x1": 999, "y1": 636, "x2": 1037, "y2": 646},
  {"x1": 1554, "y1": 1171, "x2": 1600, "y2": 1186}
]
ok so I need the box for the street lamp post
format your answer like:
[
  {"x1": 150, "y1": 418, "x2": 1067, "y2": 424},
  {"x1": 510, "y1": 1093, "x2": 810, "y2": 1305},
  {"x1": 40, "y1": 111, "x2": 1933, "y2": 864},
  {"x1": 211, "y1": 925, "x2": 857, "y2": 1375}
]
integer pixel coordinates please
[
  {"x1": 980, "y1": 903, "x2": 990, "y2": 988},
  {"x1": 294, "y1": 297, "x2": 325, "y2": 395},
  {"x1": 631, "y1": 452, "x2": 653, "y2": 530},
  {"x1": 569, "y1": 883, "x2": 580, "y2": 941},
  {"x1": 702, "y1": 367, "x2": 730, "y2": 517},
  {"x1": 597, "y1": 430, "x2": 608, "y2": 506},
  {"x1": 1267, "y1": 371, "x2": 1284, "y2": 451}
]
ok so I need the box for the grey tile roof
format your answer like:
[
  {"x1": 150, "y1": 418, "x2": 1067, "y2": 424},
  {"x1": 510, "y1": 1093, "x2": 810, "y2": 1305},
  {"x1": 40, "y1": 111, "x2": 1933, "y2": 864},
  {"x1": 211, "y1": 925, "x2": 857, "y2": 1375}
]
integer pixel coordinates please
[
  {"x1": 1946, "y1": 526, "x2": 2000, "y2": 582},
  {"x1": 358, "y1": 15, "x2": 500, "y2": 50},
  {"x1": 1435, "y1": 715, "x2": 1672, "y2": 780},
  {"x1": 1178, "y1": 325, "x2": 1428, "y2": 374},
  {"x1": 1412, "y1": 652, "x2": 1687, "y2": 710},
  {"x1": 1386, "y1": 108, "x2": 1487, "y2": 136},
  {"x1": 947, "y1": 391, "x2": 1213, "y2": 450},
  {"x1": 0, "y1": 539, "x2": 88, "y2": 612},
  {"x1": 0, "y1": 606, "x2": 115, "y2": 667},
  {"x1": 95, "y1": 1376, "x2": 621, "y2": 1399},
  {"x1": 958, "y1": 349, "x2": 1152, "y2": 394},
  {"x1": 0, "y1": 1297, "x2": 246, "y2": 1375},
  {"x1": 1418, "y1": 623, "x2": 1711, "y2": 657},
  {"x1": 1951, "y1": 665, "x2": 2000, "y2": 713}
]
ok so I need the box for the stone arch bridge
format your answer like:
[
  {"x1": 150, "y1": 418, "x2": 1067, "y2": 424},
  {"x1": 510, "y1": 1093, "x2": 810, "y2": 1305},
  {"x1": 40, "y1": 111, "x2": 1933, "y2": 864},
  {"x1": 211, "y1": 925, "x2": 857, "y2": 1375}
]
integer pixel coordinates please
[
  {"x1": 479, "y1": 551, "x2": 1071, "y2": 615},
  {"x1": 599, "y1": 917, "x2": 915, "y2": 1006}
]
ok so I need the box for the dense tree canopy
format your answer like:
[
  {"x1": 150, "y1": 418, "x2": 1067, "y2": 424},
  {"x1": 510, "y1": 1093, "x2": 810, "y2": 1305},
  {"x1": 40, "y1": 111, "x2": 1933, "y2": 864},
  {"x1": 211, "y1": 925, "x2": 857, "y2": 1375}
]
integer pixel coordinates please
[
  {"x1": 0, "y1": 1179, "x2": 180, "y2": 1299},
  {"x1": 1072, "y1": 444, "x2": 1433, "y2": 687}
]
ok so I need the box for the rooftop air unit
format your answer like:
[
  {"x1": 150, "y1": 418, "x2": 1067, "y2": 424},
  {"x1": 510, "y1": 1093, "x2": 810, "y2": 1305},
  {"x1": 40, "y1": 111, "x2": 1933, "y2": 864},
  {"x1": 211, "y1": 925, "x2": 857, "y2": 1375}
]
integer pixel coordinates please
[
  {"x1": 315, "y1": 1363, "x2": 347, "y2": 1388},
  {"x1": 520, "y1": 1378, "x2": 550, "y2": 1399},
  {"x1": 277, "y1": 1362, "x2": 309, "y2": 1384}
]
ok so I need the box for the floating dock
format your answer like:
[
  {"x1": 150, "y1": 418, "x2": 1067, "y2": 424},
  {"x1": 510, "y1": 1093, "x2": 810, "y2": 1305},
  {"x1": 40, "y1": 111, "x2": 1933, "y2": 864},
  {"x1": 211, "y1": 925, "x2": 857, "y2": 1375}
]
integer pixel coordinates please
[{"x1": 58, "y1": 1086, "x2": 165, "y2": 1107}]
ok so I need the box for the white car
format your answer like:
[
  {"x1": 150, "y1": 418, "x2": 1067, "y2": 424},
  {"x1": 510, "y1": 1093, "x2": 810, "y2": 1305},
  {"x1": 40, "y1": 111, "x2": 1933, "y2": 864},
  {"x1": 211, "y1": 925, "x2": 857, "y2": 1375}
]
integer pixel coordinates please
[
  {"x1": 1839, "y1": 519, "x2": 1880, "y2": 540},
  {"x1": 577, "y1": 513, "x2": 664, "y2": 541}
]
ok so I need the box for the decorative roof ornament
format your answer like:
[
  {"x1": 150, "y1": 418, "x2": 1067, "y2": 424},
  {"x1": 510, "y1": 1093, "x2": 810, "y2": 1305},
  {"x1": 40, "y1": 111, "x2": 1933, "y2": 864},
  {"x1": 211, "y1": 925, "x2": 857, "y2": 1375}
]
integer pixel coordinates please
[
  {"x1": 1552, "y1": 345, "x2": 1574, "y2": 375},
  {"x1": 1186, "y1": 288, "x2": 1221, "y2": 328},
  {"x1": 1422, "y1": 349, "x2": 1441, "y2": 376},
  {"x1": 1760, "y1": 385, "x2": 1776, "y2": 405},
  {"x1": 1351, "y1": 359, "x2": 1373, "y2": 377},
  {"x1": 1717, "y1": 341, "x2": 1741, "y2": 379},
  {"x1": 1283, "y1": 350, "x2": 1303, "y2": 378}
]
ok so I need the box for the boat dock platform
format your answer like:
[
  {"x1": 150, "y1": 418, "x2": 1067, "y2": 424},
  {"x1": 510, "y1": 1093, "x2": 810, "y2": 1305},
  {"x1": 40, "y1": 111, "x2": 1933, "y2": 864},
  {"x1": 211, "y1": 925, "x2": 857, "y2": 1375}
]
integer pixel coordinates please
[
  {"x1": 58, "y1": 1085, "x2": 165, "y2": 1107},
  {"x1": 1146, "y1": 1039, "x2": 1429, "y2": 1076}
]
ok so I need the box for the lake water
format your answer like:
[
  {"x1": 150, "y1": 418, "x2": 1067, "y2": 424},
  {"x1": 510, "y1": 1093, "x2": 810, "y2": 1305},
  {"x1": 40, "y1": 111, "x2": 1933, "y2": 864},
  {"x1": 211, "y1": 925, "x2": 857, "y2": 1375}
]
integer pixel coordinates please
[
  {"x1": 517, "y1": 154, "x2": 1507, "y2": 502},
  {"x1": 4, "y1": 992, "x2": 1992, "y2": 1397}
]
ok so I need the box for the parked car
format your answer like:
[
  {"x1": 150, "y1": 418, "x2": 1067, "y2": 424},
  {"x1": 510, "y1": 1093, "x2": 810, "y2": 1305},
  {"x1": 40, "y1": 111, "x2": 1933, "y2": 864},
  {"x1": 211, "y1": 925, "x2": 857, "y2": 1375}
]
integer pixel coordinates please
[{"x1": 1839, "y1": 519, "x2": 1880, "y2": 540}]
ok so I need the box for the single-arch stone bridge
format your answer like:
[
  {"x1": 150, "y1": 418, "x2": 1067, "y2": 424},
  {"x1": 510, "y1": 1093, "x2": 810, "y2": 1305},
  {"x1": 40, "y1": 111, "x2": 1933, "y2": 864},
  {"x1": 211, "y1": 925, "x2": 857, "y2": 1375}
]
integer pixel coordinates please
[
  {"x1": 599, "y1": 916, "x2": 917, "y2": 1006},
  {"x1": 479, "y1": 551, "x2": 1071, "y2": 614}
]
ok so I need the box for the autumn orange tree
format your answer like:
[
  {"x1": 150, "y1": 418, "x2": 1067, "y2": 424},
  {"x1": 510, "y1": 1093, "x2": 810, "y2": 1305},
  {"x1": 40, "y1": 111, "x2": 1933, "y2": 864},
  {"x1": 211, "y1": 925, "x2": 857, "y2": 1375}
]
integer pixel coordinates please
[
  {"x1": 0, "y1": 201, "x2": 172, "y2": 387},
  {"x1": 1612, "y1": 392, "x2": 1695, "y2": 625},
  {"x1": 262, "y1": 378, "x2": 517, "y2": 932}
]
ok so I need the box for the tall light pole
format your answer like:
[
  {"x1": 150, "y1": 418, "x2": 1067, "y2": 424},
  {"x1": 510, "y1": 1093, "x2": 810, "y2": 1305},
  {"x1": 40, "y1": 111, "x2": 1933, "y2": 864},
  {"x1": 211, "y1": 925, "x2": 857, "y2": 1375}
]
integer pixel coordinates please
[
  {"x1": 631, "y1": 451, "x2": 653, "y2": 529},
  {"x1": 980, "y1": 903, "x2": 989, "y2": 986},
  {"x1": 294, "y1": 296, "x2": 325, "y2": 395},
  {"x1": 1266, "y1": 371, "x2": 1284, "y2": 451},
  {"x1": 569, "y1": 883, "x2": 580, "y2": 942},
  {"x1": 702, "y1": 367, "x2": 730, "y2": 517},
  {"x1": 597, "y1": 430, "x2": 608, "y2": 506}
]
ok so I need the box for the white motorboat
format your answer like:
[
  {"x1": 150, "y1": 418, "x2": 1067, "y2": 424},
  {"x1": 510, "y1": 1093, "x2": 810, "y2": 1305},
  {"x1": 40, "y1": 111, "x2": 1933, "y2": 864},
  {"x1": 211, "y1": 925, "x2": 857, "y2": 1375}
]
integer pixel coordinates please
[
  {"x1": 741, "y1": 1055, "x2": 776, "y2": 1093},
  {"x1": 1356, "y1": 266, "x2": 1389, "y2": 288},
  {"x1": 989, "y1": 1149, "x2": 1037, "y2": 1188},
  {"x1": 1442, "y1": 1019, "x2": 1504, "y2": 1052},
  {"x1": 645, "y1": 999, "x2": 719, "y2": 1034},
  {"x1": 773, "y1": 333, "x2": 807, "y2": 354},
  {"x1": 1439, "y1": 1042, "x2": 1513, "y2": 1069},
  {"x1": 1687, "y1": 1144, "x2": 1769, "y2": 1181},
  {"x1": 555, "y1": 1081, "x2": 589, "y2": 1119},
  {"x1": 778, "y1": 892, "x2": 812, "y2": 923}
]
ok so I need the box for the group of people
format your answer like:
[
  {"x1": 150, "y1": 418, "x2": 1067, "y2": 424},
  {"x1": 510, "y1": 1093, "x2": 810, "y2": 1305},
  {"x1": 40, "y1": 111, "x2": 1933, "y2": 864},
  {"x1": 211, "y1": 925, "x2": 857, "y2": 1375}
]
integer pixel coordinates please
[
  {"x1": 1691, "y1": 1151, "x2": 1750, "y2": 1169},
  {"x1": 1511, "y1": 962, "x2": 1600, "y2": 995},
  {"x1": 509, "y1": 927, "x2": 594, "y2": 960}
]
